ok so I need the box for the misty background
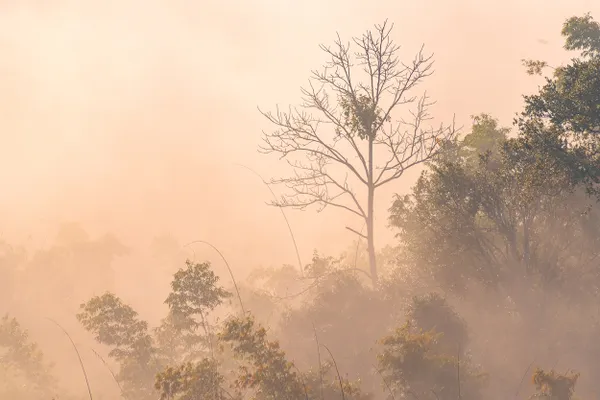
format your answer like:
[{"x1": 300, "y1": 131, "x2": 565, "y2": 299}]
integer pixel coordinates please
[
  {"x1": 1, "y1": 0, "x2": 595, "y2": 268},
  {"x1": 2, "y1": 1, "x2": 600, "y2": 400}
]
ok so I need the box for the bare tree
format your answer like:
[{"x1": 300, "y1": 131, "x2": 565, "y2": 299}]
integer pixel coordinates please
[{"x1": 259, "y1": 20, "x2": 457, "y2": 287}]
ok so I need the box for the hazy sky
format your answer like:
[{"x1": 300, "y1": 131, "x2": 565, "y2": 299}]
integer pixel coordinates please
[{"x1": 0, "y1": 0, "x2": 598, "y2": 277}]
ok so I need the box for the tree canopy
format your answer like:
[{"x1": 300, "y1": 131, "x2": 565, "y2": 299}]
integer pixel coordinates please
[{"x1": 260, "y1": 21, "x2": 457, "y2": 286}]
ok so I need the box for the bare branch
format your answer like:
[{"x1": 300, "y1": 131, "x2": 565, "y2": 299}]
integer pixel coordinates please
[
  {"x1": 345, "y1": 226, "x2": 368, "y2": 239},
  {"x1": 258, "y1": 104, "x2": 368, "y2": 185},
  {"x1": 268, "y1": 157, "x2": 367, "y2": 219},
  {"x1": 259, "y1": 21, "x2": 457, "y2": 282},
  {"x1": 373, "y1": 94, "x2": 458, "y2": 187}
]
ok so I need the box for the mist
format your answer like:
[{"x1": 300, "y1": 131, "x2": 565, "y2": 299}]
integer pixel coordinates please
[{"x1": 2, "y1": 1, "x2": 600, "y2": 400}]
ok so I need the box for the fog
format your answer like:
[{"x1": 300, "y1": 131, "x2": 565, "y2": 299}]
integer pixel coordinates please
[
  {"x1": 1, "y1": 0, "x2": 591, "y2": 267},
  {"x1": 1, "y1": 1, "x2": 600, "y2": 400}
]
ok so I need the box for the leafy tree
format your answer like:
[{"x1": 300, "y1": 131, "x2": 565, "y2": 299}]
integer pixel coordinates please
[
  {"x1": 77, "y1": 292, "x2": 160, "y2": 399},
  {"x1": 531, "y1": 368, "x2": 580, "y2": 400},
  {"x1": 154, "y1": 312, "x2": 199, "y2": 366},
  {"x1": 377, "y1": 297, "x2": 485, "y2": 400},
  {"x1": 412, "y1": 12, "x2": 600, "y2": 301},
  {"x1": 407, "y1": 293, "x2": 469, "y2": 355},
  {"x1": 389, "y1": 114, "x2": 600, "y2": 299},
  {"x1": 389, "y1": 107, "x2": 598, "y2": 397},
  {"x1": 219, "y1": 314, "x2": 370, "y2": 400},
  {"x1": 378, "y1": 323, "x2": 484, "y2": 400},
  {"x1": 218, "y1": 315, "x2": 306, "y2": 400},
  {"x1": 155, "y1": 358, "x2": 234, "y2": 400},
  {"x1": 302, "y1": 360, "x2": 373, "y2": 400},
  {"x1": 519, "y1": 13, "x2": 600, "y2": 198},
  {"x1": 281, "y1": 262, "x2": 391, "y2": 390},
  {"x1": 0, "y1": 315, "x2": 57, "y2": 399},
  {"x1": 78, "y1": 260, "x2": 232, "y2": 399},
  {"x1": 160, "y1": 260, "x2": 232, "y2": 362},
  {"x1": 259, "y1": 20, "x2": 456, "y2": 286},
  {"x1": 300, "y1": 250, "x2": 374, "y2": 292}
]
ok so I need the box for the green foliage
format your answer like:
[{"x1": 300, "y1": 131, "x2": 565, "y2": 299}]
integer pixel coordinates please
[
  {"x1": 0, "y1": 315, "x2": 56, "y2": 399},
  {"x1": 155, "y1": 358, "x2": 233, "y2": 400},
  {"x1": 338, "y1": 93, "x2": 389, "y2": 140},
  {"x1": 77, "y1": 292, "x2": 155, "y2": 362},
  {"x1": 301, "y1": 250, "x2": 376, "y2": 291},
  {"x1": 383, "y1": 17, "x2": 600, "y2": 400},
  {"x1": 77, "y1": 292, "x2": 160, "y2": 399},
  {"x1": 166, "y1": 260, "x2": 231, "y2": 319},
  {"x1": 77, "y1": 260, "x2": 233, "y2": 400},
  {"x1": 462, "y1": 114, "x2": 509, "y2": 162},
  {"x1": 378, "y1": 295, "x2": 484, "y2": 400},
  {"x1": 521, "y1": 58, "x2": 600, "y2": 139},
  {"x1": 518, "y1": 14, "x2": 600, "y2": 197},
  {"x1": 531, "y1": 368, "x2": 580, "y2": 400},
  {"x1": 218, "y1": 315, "x2": 306, "y2": 400},
  {"x1": 218, "y1": 314, "x2": 371, "y2": 400},
  {"x1": 161, "y1": 260, "x2": 231, "y2": 361},
  {"x1": 302, "y1": 361, "x2": 373, "y2": 400},
  {"x1": 390, "y1": 113, "x2": 600, "y2": 296},
  {"x1": 154, "y1": 311, "x2": 202, "y2": 365},
  {"x1": 378, "y1": 321, "x2": 484, "y2": 400},
  {"x1": 281, "y1": 252, "x2": 393, "y2": 388},
  {"x1": 378, "y1": 323, "x2": 442, "y2": 396},
  {"x1": 522, "y1": 59, "x2": 550, "y2": 76},
  {"x1": 407, "y1": 293, "x2": 469, "y2": 353},
  {"x1": 562, "y1": 13, "x2": 600, "y2": 57}
]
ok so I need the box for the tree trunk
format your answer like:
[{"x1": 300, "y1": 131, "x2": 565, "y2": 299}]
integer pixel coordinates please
[
  {"x1": 367, "y1": 136, "x2": 378, "y2": 288},
  {"x1": 367, "y1": 193, "x2": 378, "y2": 287},
  {"x1": 523, "y1": 217, "x2": 531, "y2": 273}
]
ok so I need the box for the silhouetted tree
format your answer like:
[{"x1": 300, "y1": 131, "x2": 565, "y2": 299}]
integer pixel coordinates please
[{"x1": 259, "y1": 20, "x2": 457, "y2": 287}]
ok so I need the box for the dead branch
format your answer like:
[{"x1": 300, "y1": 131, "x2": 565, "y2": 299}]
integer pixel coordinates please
[
  {"x1": 345, "y1": 226, "x2": 367, "y2": 239},
  {"x1": 259, "y1": 21, "x2": 458, "y2": 285},
  {"x1": 259, "y1": 21, "x2": 457, "y2": 219}
]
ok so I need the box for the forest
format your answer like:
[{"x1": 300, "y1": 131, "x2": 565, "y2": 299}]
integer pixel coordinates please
[{"x1": 2, "y1": 11, "x2": 600, "y2": 400}]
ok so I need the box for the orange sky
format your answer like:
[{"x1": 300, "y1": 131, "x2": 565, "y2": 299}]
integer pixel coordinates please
[{"x1": 0, "y1": 0, "x2": 598, "y2": 277}]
